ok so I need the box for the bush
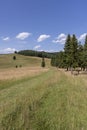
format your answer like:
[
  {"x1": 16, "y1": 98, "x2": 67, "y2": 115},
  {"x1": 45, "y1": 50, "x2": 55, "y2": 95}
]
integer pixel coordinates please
[
  {"x1": 15, "y1": 65, "x2": 18, "y2": 68},
  {"x1": 13, "y1": 56, "x2": 16, "y2": 60}
]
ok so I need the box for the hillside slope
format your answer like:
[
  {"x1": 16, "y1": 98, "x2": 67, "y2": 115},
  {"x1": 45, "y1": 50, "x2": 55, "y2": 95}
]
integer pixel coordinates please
[{"x1": 0, "y1": 54, "x2": 50, "y2": 69}]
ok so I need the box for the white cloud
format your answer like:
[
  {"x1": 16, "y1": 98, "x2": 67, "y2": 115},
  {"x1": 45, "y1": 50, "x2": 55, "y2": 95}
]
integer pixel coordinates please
[
  {"x1": 45, "y1": 49, "x2": 54, "y2": 52},
  {"x1": 37, "y1": 34, "x2": 50, "y2": 42},
  {"x1": 16, "y1": 32, "x2": 31, "y2": 40},
  {"x1": 37, "y1": 49, "x2": 44, "y2": 52},
  {"x1": 53, "y1": 33, "x2": 66, "y2": 44},
  {"x1": 34, "y1": 45, "x2": 41, "y2": 50},
  {"x1": 3, "y1": 37, "x2": 10, "y2": 41},
  {"x1": 0, "y1": 48, "x2": 16, "y2": 54},
  {"x1": 78, "y1": 33, "x2": 87, "y2": 41},
  {"x1": 37, "y1": 49, "x2": 55, "y2": 52}
]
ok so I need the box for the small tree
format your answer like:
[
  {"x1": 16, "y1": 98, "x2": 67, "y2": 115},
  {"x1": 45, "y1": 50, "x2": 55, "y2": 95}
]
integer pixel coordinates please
[
  {"x1": 13, "y1": 55, "x2": 16, "y2": 60},
  {"x1": 41, "y1": 57, "x2": 45, "y2": 67}
]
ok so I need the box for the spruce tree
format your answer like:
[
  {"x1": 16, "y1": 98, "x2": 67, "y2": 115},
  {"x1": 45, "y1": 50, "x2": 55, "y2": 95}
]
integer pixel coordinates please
[
  {"x1": 64, "y1": 34, "x2": 72, "y2": 70},
  {"x1": 71, "y1": 34, "x2": 79, "y2": 69},
  {"x1": 78, "y1": 43, "x2": 84, "y2": 70},
  {"x1": 41, "y1": 57, "x2": 45, "y2": 67},
  {"x1": 84, "y1": 35, "x2": 87, "y2": 51},
  {"x1": 83, "y1": 35, "x2": 87, "y2": 70}
]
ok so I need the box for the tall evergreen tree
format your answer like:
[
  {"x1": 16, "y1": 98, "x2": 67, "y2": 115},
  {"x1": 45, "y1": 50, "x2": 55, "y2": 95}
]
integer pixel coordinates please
[
  {"x1": 83, "y1": 35, "x2": 87, "y2": 70},
  {"x1": 64, "y1": 34, "x2": 72, "y2": 70},
  {"x1": 70, "y1": 34, "x2": 79, "y2": 68},
  {"x1": 78, "y1": 43, "x2": 84, "y2": 70},
  {"x1": 84, "y1": 35, "x2": 87, "y2": 51}
]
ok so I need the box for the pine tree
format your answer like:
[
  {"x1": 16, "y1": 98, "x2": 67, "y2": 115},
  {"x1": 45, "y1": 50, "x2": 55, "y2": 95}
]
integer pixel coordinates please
[
  {"x1": 84, "y1": 35, "x2": 87, "y2": 51},
  {"x1": 83, "y1": 35, "x2": 87, "y2": 70},
  {"x1": 41, "y1": 57, "x2": 45, "y2": 67},
  {"x1": 64, "y1": 34, "x2": 72, "y2": 70},
  {"x1": 78, "y1": 43, "x2": 84, "y2": 70},
  {"x1": 64, "y1": 34, "x2": 79, "y2": 71},
  {"x1": 71, "y1": 34, "x2": 79, "y2": 68}
]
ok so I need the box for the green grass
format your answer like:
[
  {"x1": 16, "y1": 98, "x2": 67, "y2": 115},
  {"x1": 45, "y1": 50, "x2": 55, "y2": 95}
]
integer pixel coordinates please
[
  {"x1": 0, "y1": 70, "x2": 54, "y2": 129},
  {"x1": 0, "y1": 68, "x2": 87, "y2": 130},
  {"x1": 1, "y1": 54, "x2": 87, "y2": 129}
]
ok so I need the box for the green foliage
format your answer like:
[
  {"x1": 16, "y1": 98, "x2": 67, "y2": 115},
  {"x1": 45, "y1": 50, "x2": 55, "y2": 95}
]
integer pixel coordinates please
[
  {"x1": 84, "y1": 35, "x2": 87, "y2": 51},
  {"x1": 51, "y1": 56, "x2": 58, "y2": 67},
  {"x1": 64, "y1": 34, "x2": 71, "y2": 53},
  {"x1": 51, "y1": 51, "x2": 65, "y2": 68},
  {"x1": 41, "y1": 57, "x2": 45, "y2": 67},
  {"x1": 64, "y1": 34, "x2": 79, "y2": 68},
  {"x1": 78, "y1": 43, "x2": 84, "y2": 69},
  {"x1": 18, "y1": 50, "x2": 56, "y2": 58},
  {"x1": 64, "y1": 34, "x2": 72, "y2": 68},
  {"x1": 13, "y1": 55, "x2": 16, "y2": 60},
  {"x1": 83, "y1": 35, "x2": 87, "y2": 69},
  {"x1": 71, "y1": 34, "x2": 79, "y2": 68},
  {"x1": 51, "y1": 34, "x2": 87, "y2": 71}
]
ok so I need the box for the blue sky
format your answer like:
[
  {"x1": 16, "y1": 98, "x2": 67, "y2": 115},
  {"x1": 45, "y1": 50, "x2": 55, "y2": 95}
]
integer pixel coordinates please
[{"x1": 0, "y1": 0, "x2": 87, "y2": 53}]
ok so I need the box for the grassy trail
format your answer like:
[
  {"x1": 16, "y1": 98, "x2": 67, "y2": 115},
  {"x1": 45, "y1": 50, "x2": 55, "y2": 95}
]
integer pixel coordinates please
[{"x1": 0, "y1": 69, "x2": 87, "y2": 130}]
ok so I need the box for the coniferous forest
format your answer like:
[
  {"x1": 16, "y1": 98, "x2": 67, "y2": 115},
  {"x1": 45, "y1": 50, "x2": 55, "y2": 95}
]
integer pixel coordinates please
[{"x1": 51, "y1": 34, "x2": 87, "y2": 72}]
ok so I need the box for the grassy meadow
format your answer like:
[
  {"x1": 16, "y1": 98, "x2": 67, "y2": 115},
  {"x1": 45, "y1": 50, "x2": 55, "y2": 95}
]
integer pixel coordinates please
[
  {"x1": 0, "y1": 54, "x2": 87, "y2": 130},
  {"x1": 0, "y1": 54, "x2": 50, "y2": 69}
]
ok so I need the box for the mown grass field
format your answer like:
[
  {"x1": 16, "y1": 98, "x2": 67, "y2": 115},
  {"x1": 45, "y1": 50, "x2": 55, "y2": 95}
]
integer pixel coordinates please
[{"x1": 0, "y1": 54, "x2": 87, "y2": 130}]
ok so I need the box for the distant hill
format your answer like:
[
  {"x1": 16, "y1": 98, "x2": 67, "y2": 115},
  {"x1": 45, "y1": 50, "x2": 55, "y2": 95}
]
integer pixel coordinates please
[{"x1": 18, "y1": 50, "x2": 58, "y2": 58}]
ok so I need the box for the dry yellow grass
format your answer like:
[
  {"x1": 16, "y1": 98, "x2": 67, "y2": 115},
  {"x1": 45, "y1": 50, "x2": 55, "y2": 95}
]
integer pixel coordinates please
[{"x1": 0, "y1": 67, "x2": 49, "y2": 80}]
